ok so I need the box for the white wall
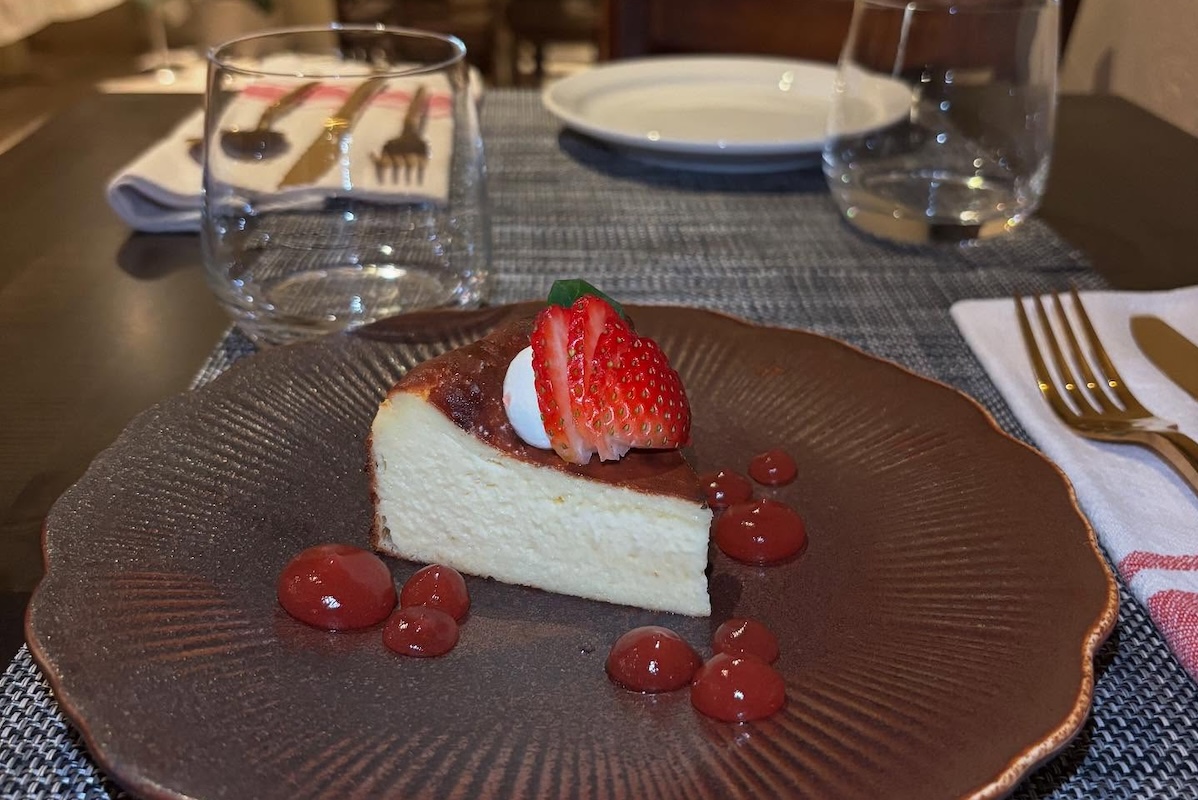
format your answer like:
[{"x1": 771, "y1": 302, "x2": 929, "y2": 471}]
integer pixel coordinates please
[{"x1": 1061, "y1": 0, "x2": 1198, "y2": 136}]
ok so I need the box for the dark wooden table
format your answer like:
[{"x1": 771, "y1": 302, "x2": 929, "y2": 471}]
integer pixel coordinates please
[{"x1": 1, "y1": 92, "x2": 1196, "y2": 664}]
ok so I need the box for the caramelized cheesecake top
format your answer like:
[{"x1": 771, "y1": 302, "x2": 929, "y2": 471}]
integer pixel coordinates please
[{"x1": 389, "y1": 316, "x2": 703, "y2": 502}]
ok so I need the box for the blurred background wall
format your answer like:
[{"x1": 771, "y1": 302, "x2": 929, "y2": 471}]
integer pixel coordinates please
[
  {"x1": 0, "y1": 1, "x2": 1195, "y2": 150},
  {"x1": 1060, "y1": 0, "x2": 1198, "y2": 137}
]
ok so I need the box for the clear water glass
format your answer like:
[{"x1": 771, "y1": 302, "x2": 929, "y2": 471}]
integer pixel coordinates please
[
  {"x1": 202, "y1": 25, "x2": 490, "y2": 345},
  {"x1": 823, "y1": 0, "x2": 1059, "y2": 244}
]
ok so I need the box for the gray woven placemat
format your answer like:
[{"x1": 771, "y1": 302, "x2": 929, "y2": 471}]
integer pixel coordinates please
[{"x1": 4, "y1": 90, "x2": 1196, "y2": 799}]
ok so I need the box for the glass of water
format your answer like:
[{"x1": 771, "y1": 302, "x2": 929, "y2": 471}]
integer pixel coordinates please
[
  {"x1": 823, "y1": 0, "x2": 1059, "y2": 244},
  {"x1": 202, "y1": 25, "x2": 490, "y2": 345}
]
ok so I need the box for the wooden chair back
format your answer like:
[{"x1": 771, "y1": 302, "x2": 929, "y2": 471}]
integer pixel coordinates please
[{"x1": 603, "y1": 0, "x2": 1081, "y2": 65}]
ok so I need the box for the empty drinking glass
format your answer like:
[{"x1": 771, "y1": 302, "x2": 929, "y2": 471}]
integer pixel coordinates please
[
  {"x1": 823, "y1": 0, "x2": 1059, "y2": 244},
  {"x1": 202, "y1": 25, "x2": 490, "y2": 344}
]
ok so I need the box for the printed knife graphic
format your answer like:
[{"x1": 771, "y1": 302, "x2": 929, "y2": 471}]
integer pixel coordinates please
[
  {"x1": 278, "y1": 77, "x2": 387, "y2": 189},
  {"x1": 1130, "y1": 315, "x2": 1198, "y2": 402}
]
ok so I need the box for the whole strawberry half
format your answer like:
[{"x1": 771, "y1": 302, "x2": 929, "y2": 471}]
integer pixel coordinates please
[{"x1": 530, "y1": 294, "x2": 691, "y2": 464}]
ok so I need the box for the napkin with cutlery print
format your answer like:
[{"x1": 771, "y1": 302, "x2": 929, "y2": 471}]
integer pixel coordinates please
[
  {"x1": 952, "y1": 286, "x2": 1198, "y2": 683},
  {"x1": 106, "y1": 77, "x2": 456, "y2": 234}
]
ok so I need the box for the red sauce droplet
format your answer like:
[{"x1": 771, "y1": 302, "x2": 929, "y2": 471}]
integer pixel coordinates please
[
  {"x1": 277, "y1": 544, "x2": 397, "y2": 630},
  {"x1": 715, "y1": 499, "x2": 807, "y2": 565},
  {"x1": 748, "y1": 448, "x2": 797, "y2": 486},
  {"x1": 383, "y1": 606, "x2": 459, "y2": 657},
  {"x1": 400, "y1": 564, "x2": 470, "y2": 621},
  {"x1": 713, "y1": 618, "x2": 780, "y2": 664},
  {"x1": 698, "y1": 469, "x2": 753, "y2": 509},
  {"x1": 606, "y1": 626, "x2": 702, "y2": 693},
  {"x1": 691, "y1": 653, "x2": 786, "y2": 722}
]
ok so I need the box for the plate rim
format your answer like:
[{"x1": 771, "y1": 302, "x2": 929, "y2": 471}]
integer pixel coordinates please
[
  {"x1": 541, "y1": 55, "x2": 905, "y2": 157},
  {"x1": 25, "y1": 303, "x2": 1119, "y2": 800}
]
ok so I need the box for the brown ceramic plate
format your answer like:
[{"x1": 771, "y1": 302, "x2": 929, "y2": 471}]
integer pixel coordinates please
[{"x1": 27, "y1": 305, "x2": 1117, "y2": 800}]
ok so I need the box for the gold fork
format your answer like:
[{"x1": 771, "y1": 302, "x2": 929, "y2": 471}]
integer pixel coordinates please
[
  {"x1": 1015, "y1": 288, "x2": 1198, "y2": 494},
  {"x1": 371, "y1": 85, "x2": 430, "y2": 185}
]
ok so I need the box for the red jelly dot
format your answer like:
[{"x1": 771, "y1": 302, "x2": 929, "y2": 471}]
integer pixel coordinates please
[
  {"x1": 713, "y1": 618, "x2": 780, "y2": 664},
  {"x1": 691, "y1": 653, "x2": 786, "y2": 722},
  {"x1": 277, "y1": 543, "x2": 397, "y2": 630},
  {"x1": 715, "y1": 499, "x2": 807, "y2": 565},
  {"x1": 748, "y1": 449, "x2": 797, "y2": 486},
  {"x1": 698, "y1": 470, "x2": 753, "y2": 509},
  {"x1": 606, "y1": 626, "x2": 703, "y2": 693},
  {"x1": 400, "y1": 564, "x2": 470, "y2": 621},
  {"x1": 383, "y1": 606, "x2": 459, "y2": 657}
]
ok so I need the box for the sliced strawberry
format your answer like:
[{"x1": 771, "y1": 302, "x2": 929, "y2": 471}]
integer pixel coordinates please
[
  {"x1": 590, "y1": 327, "x2": 691, "y2": 459},
  {"x1": 569, "y1": 296, "x2": 629, "y2": 453},
  {"x1": 575, "y1": 295, "x2": 626, "y2": 392},
  {"x1": 531, "y1": 290, "x2": 691, "y2": 465},
  {"x1": 530, "y1": 304, "x2": 593, "y2": 464}
]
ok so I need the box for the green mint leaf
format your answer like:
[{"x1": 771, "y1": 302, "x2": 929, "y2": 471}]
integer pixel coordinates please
[{"x1": 546, "y1": 279, "x2": 628, "y2": 320}]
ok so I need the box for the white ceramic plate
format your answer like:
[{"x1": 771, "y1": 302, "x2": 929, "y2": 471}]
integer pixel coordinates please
[{"x1": 542, "y1": 56, "x2": 911, "y2": 173}]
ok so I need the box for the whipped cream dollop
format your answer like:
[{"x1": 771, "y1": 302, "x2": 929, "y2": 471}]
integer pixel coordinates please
[{"x1": 502, "y1": 346, "x2": 551, "y2": 449}]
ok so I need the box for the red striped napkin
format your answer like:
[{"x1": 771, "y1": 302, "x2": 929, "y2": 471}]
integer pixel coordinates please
[
  {"x1": 952, "y1": 287, "x2": 1198, "y2": 682},
  {"x1": 106, "y1": 76, "x2": 466, "y2": 233}
]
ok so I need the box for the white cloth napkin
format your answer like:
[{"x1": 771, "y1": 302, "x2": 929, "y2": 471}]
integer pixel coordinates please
[
  {"x1": 106, "y1": 77, "x2": 455, "y2": 233},
  {"x1": 952, "y1": 286, "x2": 1198, "y2": 682}
]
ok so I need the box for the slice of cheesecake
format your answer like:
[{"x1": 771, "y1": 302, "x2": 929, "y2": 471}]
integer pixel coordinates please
[{"x1": 368, "y1": 315, "x2": 713, "y2": 616}]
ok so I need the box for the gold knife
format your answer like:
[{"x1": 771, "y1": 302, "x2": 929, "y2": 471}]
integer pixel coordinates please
[
  {"x1": 1130, "y1": 315, "x2": 1198, "y2": 402},
  {"x1": 277, "y1": 76, "x2": 387, "y2": 188}
]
